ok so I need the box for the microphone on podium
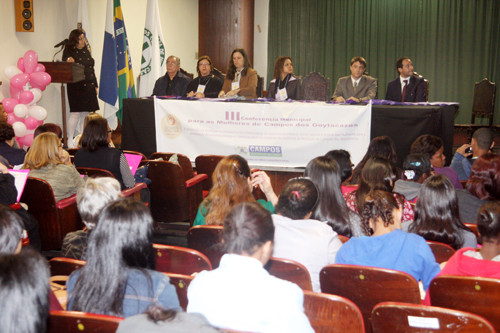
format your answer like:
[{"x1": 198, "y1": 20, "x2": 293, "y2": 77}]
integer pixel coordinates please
[{"x1": 54, "y1": 39, "x2": 69, "y2": 48}]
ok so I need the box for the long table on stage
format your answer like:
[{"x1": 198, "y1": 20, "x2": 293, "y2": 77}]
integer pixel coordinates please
[{"x1": 122, "y1": 98, "x2": 457, "y2": 167}]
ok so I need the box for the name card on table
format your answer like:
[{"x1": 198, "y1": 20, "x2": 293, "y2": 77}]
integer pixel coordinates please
[{"x1": 8, "y1": 169, "x2": 30, "y2": 202}]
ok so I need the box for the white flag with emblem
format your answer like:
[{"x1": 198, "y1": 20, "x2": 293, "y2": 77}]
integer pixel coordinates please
[{"x1": 138, "y1": 0, "x2": 166, "y2": 97}]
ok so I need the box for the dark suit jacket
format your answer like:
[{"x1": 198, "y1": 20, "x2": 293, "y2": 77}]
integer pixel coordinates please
[
  {"x1": 267, "y1": 74, "x2": 301, "y2": 100},
  {"x1": 332, "y1": 75, "x2": 377, "y2": 101},
  {"x1": 385, "y1": 76, "x2": 426, "y2": 102},
  {"x1": 152, "y1": 71, "x2": 191, "y2": 97}
]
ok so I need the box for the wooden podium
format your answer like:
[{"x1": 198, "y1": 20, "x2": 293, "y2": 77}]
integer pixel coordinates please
[{"x1": 40, "y1": 62, "x2": 84, "y2": 147}]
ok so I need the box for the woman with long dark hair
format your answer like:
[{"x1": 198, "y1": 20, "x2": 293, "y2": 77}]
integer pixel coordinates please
[
  {"x1": 344, "y1": 157, "x2": 414, "y2": 223},
  {"x1": 349, "y1": 136, "x2": 400, "y2": 184},
  {"x1": 272, "y1": 177, "x2": 342, "y2": 292},
  {"x1": 188, "y1": 202, "x2": 313, "y2": 332},
  {"x1": 67, "y1": 198, "x2": 180, "y2": 317},
  {"x1": 63, "y1": 29, "x2": 99, "y2": 148},
  {"x1": 267, "y1": 56, "x2": 301, "y2": 100},
  {"x1": 305, "y1": 156, "x2": 364, "y2": 237},
  {"x1": 218, "y1": 48, "x2": 258, "y2": 99},
  {"x1": 408, "y1": 175, "x2": 476, "y2": 249},
  {"x1": 193, "y1": 154, "x2": 277, "y2": 226},
  {"x1": 336, "y1": 190, "x2": 440, "y2": 291},
  {"x1": 74, "y1": 118, "x2": 134, "y2": 190}
]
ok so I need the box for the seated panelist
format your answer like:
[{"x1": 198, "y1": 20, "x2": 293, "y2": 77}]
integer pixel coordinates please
[
  {"x1": 267, "y1": 56, "x2": 300, "y2": 100},
  {"x1": 385, "y1": 57, "x2": 426, "y2": 102},
  {"x1": 332, "y1": 56, "x2": 377, "y2": 103},
  {"x1": 218, "y1": 48, "x2": 258, "y2": 99},
  {"x1": 152, "y1": 55, "x2": 190, "y2": 97},
  {"x1": 186, "y1": 56, "x2": 223, "y2": 98}
]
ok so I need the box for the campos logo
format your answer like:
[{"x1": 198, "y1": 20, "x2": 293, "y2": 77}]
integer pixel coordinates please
[{"x1": 249, "y1": 146, "x2": 282, "y2": 157}]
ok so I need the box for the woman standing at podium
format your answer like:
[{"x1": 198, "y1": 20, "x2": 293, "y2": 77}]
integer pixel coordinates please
[{"x1": 63, "y1": 29, "x2": 99, "y2": 148}]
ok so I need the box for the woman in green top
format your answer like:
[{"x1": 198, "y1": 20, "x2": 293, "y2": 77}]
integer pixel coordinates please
[{"x1": 193, "y1": 155, "x2": 277, "y2": 226}]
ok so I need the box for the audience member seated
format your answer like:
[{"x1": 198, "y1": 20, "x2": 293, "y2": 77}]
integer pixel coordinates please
[
  {"x1": 349, "y1": 136, "x2": 400, "y2": 185},
  {"x1": 0, "y1": 249, "x2": 50, "y2": 333},
  {"x1": 332, "y1": 56, "x2": 377, "y2": 103},
  {"x1": 187, "y1": 202, "x2": 314, "y2": 332},
  {"x1": 272, "y1": 177, "x2": 342, "y2": 292},
  {"x1": 325, "y1": 149, "x2": 354, "y2": 184},
  {"x1": 0, "y1": 122, "x2": 26, "y2": 166},
  {"x1": 0, "y1": 204, "x2": 24, "y2": 255},
  {"x1": 405, "y1": 175, "x2": 477, "y2": 249},
  {"x1": 0, "y1": 161, "x2": 41, "y2": 250},
  {"x1": 61, "y1": 177, "x2": 121, "y2": 260},
  {"x1": 67, "y1": 198, "x2": 180, "y2": 317},
  {"x1": 185, "y1": 56, "x2": 223, "y2": 98},
  {"x1": 116, "y1": 305, "x2": 219, "y2": 333},
  {"x1": 218, "y1": 48, "x2": 258, "y2": 99},
  {"x1": 344, "y1": 158, "x2": 414, "y2": 223},
  {"x1": 336, "y1": 190, "x2": 440, "y2": 291},
  {"x1": 23, "y1": 132, "x2": 84, "y2": 201},
  {"x1": 193, "y1": 154, "x2": 277, "y2": 226},
  {"x1": 267, "y1": 56, "x2": 301, "y2": 100},
  {"x1": 451, "y1": 127, "x2": 495, "y2": 181},
  {"x1": 305, "y1": 156, "x2": 364, "y2": 237},
  {"x1": 74, "y1": 118, "x2": 134, "y2": 190},
  {"x1": 393, "y1": 153, "x2": 432, "y2": 203},
  {"x1": 410, "y1": 134, "x2": 462, "y2": 188},
  {"x1": 424, "y1": 201, "x2": 500, "y2": 304},
  {"x1": 457, "y1": 153, "x2": 500, "y2": 223},
  {"x1": 152, "y1": 55, "x2": 190, "y2": 97},
  {"x1": 33, "y1": 122, "x2": 63, "y2": 140},
  {"x1": 70, "y1": 112, "x2": 113, "y2": 148}
]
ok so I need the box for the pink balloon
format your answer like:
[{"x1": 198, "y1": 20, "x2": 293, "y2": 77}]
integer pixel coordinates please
[
  {"x1": 19, "y1": 90, "x2": 34, "y2": 105},
  {"x1": 17, "y1": 57, "x2": 25, "y2": 72},
  {"x1": 23, "y1": 50, "x2": 38, "y2": 74},
  {"x1": 10, "y1": 73, "x2": 30, "y2": 89},
  {"x1": 9, "y1": 86, "x2": 21, "y2": 100},
  {"x1": 20, "y1": 134, "x2": 34, "y2": 147},
  {"x1": 6, "y1": 113, "x2": 24, "y2": 125},
  {"x1": 24, "y1": 116, "x2": 40, "y2": 130},
  {"x1": 2, "y1": 98, "x2": 19, "y2": 113},
  {"x1": 30, "y1": 72, "x2": 51, "y2": 91},
  {"x1": 34, "y1": 64, "x2": 46, "y2": 72}
]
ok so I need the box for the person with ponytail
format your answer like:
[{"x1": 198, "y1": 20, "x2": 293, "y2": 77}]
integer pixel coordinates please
[
  {"x1": 272, "y1": 177, "x2": 343, "y2": 292},
  {"x1": 336, "y1": 190, "x2": 440, "y2": 291}
]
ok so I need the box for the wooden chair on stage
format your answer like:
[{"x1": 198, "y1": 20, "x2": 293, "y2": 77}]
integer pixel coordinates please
[
  {"x1": 371, "y1": 301, "x2": 495, "y2": 333},
  {"x1": 320, "y1": 264, "x2": 421, "y2": 333},
  {"x1": 265, "y1": 257, "x2": 313, "y2": 291},
  {"x1": 47, "y1": 311, "x2": 123, "y2": 333},
  {"x1": 256, "y1": 75, "x2": 264, "y2": 98},
  {"x1": 471, "y1": 78, "x2": 496, "y2": 126},
  {"x1": 164, "y1": 273, "x2": 194, "y2": 311},
  {"x1": 147, "y1": 160, "x2": 207, "y2": 224},
  {"x1": 301, "y1": 72, "x2": 330, "y2": 101},
  {"x1": 426, "y1": 240, "x2": 455, "y2": 263},
  {"x1": 429, "y1": 275, "x2": 500, "y2": 332},
  {"x1": 194, "y1": 154, "x2": 224, "y2": 194},
  {"x1": 49, "y1": 257, "x2": 85, "y2": 276},
  {"x1": 303, "y1": 290, "x2": 364, "y2": 333},
  {"x1": 153, "y1": 244, "x2": 212, "y2": 275},
  {"x1": 20, "y1": 177, "x2": 83, "y2": 251},
  {"x1": 187, "y1": 225, "x2": 224, "y2": 268}
]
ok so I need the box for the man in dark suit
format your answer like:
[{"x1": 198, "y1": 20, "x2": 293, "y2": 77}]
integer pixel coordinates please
[
  {"x1": 332, "y1": 56, "x2": 377, "y2": 103},
  {"x1": 385, "y1": 57, "x2": 426, "y2": 102},
  {"x1": 152, "y1": 55, "x2": 190, "y2": 97}
]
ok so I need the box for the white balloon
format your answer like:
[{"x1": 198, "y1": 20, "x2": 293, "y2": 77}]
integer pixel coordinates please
[
  {"x1": 12, "y1": 121, "x2": 27, "y2": 137},
  {"x1": 28, "y1": 105, "x2": 48, "y2": 121},
  {"x1": 4, "y1": 65, "x2": 22, "y2": 79},
  {"x1": 30, "y1": 88, "x2": 42, "y2": 103},
  {"x1": 13, "y1": 104, "x2": 28, "y2": 118}
]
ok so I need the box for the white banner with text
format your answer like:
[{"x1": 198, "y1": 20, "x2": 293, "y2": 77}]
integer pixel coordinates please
[{"x1": 154, "y1": 99, "x2": 371, "y2": 167}]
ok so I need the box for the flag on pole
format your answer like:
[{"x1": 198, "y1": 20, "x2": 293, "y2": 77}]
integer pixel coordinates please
[
  {"x1": 138, "y1": 0, "x2": 166, "y2": 97},
  {"x1": 77, "y1": 0, "x2": 91, "y2": 52},
  {"x1": 99, "y1": 0, "x2": 136, "y2": 127}
]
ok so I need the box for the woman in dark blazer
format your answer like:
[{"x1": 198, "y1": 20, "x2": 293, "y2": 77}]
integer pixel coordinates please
[
  {"x1": 267, "y1": 56, "x2": 301, "y2": 100},
  {"x1": 186, "y1": 56, "x2": 223, "y2": 98}
]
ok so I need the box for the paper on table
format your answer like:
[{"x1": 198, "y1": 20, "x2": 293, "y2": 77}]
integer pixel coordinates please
[
  {"x1": 124, "y1": 153, "x2": 142, "y2": 175},
  {"x1": 8, "y1": 169, "x2": 30, "y2": 202}
]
